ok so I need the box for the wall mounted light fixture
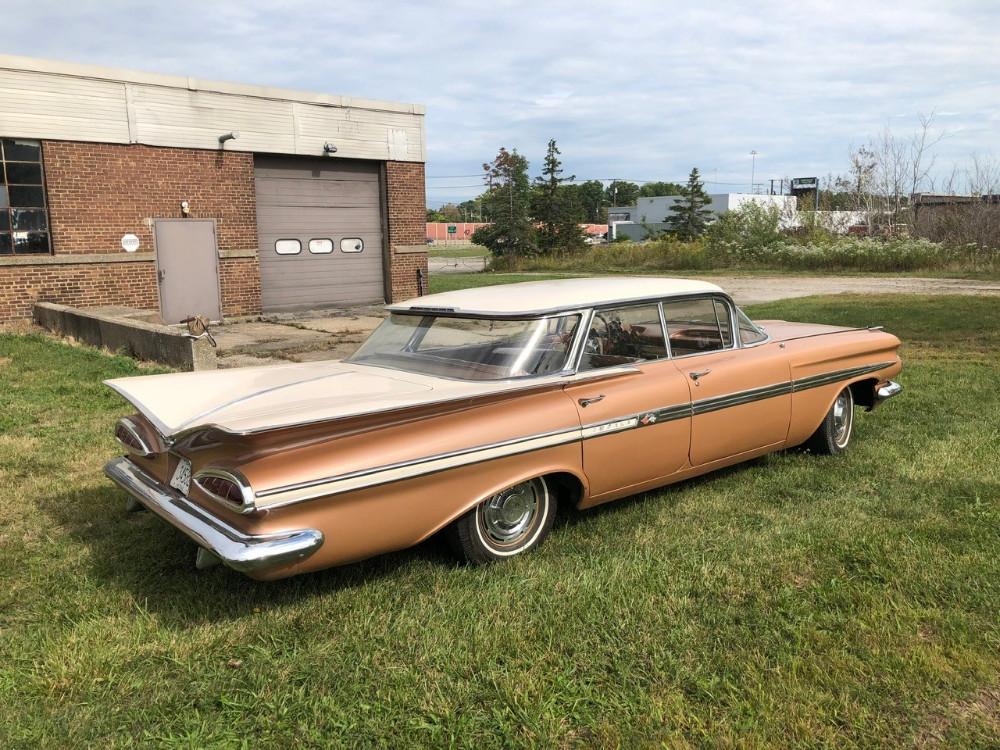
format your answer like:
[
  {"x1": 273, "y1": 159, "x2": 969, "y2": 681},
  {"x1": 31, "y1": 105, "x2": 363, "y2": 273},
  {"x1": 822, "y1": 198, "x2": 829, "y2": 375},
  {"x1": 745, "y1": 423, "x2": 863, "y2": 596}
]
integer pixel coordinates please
[
  {"x1": 218, "y1": 131, "x2": 240, "y2": 145},
  {"x1": 323, "y1": 142, "x2": 338, "y2": 154},
  {"x1": 180, "y1": 200, "x2": 191, "y2": 216}
]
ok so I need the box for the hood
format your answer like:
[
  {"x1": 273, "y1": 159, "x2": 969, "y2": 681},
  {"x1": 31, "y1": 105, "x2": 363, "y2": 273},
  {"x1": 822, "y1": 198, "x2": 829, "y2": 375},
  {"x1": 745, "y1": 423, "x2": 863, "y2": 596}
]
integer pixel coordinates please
[{"x1": 105, "y1": 360, "x2": 635, "y2": 438}]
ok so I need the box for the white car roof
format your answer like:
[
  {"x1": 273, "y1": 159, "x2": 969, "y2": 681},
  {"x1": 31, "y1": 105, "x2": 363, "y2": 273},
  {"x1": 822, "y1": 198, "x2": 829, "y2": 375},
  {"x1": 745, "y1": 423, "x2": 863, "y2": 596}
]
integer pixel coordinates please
[{"x1": 388, "y1": 276, "x2": 726, "y2": 316}]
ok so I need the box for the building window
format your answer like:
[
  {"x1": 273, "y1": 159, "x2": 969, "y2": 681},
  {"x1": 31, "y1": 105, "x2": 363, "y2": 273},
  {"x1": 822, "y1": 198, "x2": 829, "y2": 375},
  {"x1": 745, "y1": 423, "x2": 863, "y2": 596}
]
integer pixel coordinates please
[
  {"x1": 0, "y1": 139, "x2": 50, "y2": 255},
  {"x1": 274, "y1": 239, "x2": 301, "y2": 255},
  {"x1": 340, "y1": 238, "x2": 364, "y2": 253},
  {"x1": 308, "y1": 238, "x2": 333, "y2": 254}
]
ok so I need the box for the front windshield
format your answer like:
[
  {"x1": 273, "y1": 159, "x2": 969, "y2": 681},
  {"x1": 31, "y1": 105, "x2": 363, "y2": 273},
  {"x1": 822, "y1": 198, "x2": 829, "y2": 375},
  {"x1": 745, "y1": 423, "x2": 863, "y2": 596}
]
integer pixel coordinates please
[{"x1": 348, "y1": 313, "x2": 582, "y2": 381}]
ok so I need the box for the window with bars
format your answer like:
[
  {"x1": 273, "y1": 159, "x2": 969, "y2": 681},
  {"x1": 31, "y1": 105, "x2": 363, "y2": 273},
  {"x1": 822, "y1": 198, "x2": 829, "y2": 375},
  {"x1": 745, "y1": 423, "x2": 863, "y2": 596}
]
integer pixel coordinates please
[{"x1": 0, "y1": 139, "x2": 51, "y2": 256}]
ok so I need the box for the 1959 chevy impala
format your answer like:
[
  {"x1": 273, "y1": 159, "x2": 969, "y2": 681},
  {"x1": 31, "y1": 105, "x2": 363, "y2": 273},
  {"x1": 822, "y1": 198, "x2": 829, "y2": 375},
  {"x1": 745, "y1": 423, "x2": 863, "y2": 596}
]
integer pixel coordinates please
[{"x1": 104, "y1": 278, "x2": 902, "y2": 579}]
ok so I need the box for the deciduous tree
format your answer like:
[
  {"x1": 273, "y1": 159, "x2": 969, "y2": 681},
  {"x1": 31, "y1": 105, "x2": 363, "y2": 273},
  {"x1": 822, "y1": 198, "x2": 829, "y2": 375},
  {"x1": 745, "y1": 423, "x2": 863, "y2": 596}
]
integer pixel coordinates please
[{"x1": 472, "y1": 147, "x2": 536, "y2": 257}]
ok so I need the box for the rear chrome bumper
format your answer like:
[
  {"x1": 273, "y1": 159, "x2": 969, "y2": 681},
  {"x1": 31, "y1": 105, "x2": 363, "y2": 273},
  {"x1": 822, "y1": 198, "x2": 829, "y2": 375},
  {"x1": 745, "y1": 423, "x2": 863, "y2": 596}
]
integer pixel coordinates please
[{"x1": 104, "y1": 457, "x2": 323, "y2": 574}]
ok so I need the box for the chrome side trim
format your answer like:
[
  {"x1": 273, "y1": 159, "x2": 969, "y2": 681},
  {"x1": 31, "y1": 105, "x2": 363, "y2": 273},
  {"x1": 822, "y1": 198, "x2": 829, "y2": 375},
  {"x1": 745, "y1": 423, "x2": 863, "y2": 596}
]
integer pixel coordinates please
[
  {"x1": 255, "y1": 360, "x2": 896, "y2": 509},
  {"x1": 254, "y1": 426, "x2": 585, "y2": 508},
  {"x1": 792, "y1": 361, "x2": 894, "y2": 392},
  {"x1": 692, "y1": 382, "x2": 792, "y2": 415},
  {"x1": 104, "y1": 457, "x2": 323, "y2": 574}
]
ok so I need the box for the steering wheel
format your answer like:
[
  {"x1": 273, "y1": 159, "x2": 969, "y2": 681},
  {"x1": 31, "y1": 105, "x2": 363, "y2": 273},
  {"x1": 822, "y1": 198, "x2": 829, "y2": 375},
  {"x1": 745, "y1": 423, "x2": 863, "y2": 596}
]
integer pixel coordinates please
[{"x1": 585, "y1": 312, "x2": 612, "y2": 355}]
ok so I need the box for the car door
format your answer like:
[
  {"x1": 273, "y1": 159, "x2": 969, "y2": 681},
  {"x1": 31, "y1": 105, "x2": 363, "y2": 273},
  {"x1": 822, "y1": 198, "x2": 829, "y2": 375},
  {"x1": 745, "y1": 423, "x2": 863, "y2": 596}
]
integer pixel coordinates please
[
  {"x1": 662, "y1": 295, "x2": 791, "y2": 466},
  {"x1": 563, "y1": 302, "x2": 692, "y2": 500}
]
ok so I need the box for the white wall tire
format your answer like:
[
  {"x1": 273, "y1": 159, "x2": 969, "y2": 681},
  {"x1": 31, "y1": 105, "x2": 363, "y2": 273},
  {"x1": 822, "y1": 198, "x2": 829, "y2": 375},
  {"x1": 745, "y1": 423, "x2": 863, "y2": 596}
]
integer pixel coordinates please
[
  {"x1": 805, "y1": 386, "x2": 855, "y2": 455},
  {"x1": 446, "y1": 477, "x2": 556, "y2": 564}
]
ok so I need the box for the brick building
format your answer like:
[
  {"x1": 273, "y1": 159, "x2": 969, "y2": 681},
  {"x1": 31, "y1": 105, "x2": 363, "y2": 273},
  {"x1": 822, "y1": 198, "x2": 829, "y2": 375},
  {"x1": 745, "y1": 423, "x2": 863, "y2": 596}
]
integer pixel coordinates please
[{"x1": 0, "y1": 55, "x2": 428, "y2": 323}]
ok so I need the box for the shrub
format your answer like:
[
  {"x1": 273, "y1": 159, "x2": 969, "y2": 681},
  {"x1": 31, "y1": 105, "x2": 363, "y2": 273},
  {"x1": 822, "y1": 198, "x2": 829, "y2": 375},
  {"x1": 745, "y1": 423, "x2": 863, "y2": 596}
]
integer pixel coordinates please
[{"x1": 705, "y1": 202, "x2": 783, "y2": 261}]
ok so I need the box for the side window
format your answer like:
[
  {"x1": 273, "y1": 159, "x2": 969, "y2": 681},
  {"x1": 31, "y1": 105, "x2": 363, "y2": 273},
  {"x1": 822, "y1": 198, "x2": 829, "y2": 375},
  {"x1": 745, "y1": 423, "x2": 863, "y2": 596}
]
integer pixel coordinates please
[
  {"x1": 737, "y1": 308, "x2": 768, "y2": 346},
  {"x1": 579, "y1": 303, "x2": 667, "y2": 370},
  {"x1": 661, "y1": 297, "x2": 734, "y2": 356}
]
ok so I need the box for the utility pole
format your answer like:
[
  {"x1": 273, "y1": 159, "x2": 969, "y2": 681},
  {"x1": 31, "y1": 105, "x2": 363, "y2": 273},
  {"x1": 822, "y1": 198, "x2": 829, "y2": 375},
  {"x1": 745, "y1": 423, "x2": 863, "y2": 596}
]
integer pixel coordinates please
[{"x1": 750, "y1": 150, "x2": 758, "y2": 194}]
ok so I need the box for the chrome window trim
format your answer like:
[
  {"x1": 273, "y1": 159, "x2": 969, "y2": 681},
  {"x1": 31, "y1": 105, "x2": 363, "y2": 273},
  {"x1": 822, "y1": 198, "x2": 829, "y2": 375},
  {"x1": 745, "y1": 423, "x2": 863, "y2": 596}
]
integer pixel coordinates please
[
  {"x1": 573, "y1": 300, "x2": 671, "y2": 372},
  {"x1": 386, "y1": 290, "x2": 738, "y2": 320},
  {"x1": 115, "y1": 416, "x2": 154, "y2": 457},
  {"x1": 661, "y1": 293, "x2": 740, "y2": 360},
  {"x1": 353, "y1": 309, "x2": 590, "y2": 381},
  {"x1": 193, "y1": 467, "x2": 257, "y2": 514},
  {"x1": 735, "y1": 306, "x2": 771, "y2": 348}
]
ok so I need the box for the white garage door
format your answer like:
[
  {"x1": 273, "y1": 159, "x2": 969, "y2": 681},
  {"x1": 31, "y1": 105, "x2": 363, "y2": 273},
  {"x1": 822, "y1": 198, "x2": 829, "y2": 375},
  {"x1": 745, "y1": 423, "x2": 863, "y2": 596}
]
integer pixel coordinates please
[{"x1": 255, "y1": 156, "x2": 385, "y2": 312}]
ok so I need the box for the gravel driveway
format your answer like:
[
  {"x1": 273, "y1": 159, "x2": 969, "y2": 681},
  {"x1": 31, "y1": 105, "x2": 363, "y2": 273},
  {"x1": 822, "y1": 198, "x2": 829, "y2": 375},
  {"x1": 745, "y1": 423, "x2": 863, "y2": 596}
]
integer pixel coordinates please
[
  {"x1": 699, "y1": 274, "x2": 1000, "y2": 305},
  {"x1": 214, "y1": 274, "x2": 998, "y2": 368}
]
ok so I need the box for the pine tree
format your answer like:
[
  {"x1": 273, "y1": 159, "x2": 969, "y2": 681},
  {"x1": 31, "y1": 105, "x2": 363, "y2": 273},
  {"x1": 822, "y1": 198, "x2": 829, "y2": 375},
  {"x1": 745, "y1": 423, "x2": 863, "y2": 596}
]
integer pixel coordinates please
[
  {"x1": 472, "y1": 147, "x2": 536, "y2": 257},
  {"x1": 533, "y1": 139, "x2": 586, "y2": 254},
  {"x1": 666, "y1": 168, "x2": 713, "y2": 240}
]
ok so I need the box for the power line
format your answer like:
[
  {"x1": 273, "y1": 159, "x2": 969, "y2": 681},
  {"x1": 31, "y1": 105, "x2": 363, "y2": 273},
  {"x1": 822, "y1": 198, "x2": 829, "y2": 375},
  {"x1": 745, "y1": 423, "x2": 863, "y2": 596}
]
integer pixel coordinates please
[{"x1": 426, "y1": 175, "x2": 759, "y2": 187}]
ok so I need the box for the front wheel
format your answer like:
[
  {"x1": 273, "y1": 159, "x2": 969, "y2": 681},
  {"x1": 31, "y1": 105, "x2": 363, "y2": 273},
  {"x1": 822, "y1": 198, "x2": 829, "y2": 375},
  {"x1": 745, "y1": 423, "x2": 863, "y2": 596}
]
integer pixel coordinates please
[
  {"x1": 446, "y1": 477, "x2": 556, "y2": 564},
  {"x1": 805, "y1": 386, "x2": 855, "y2": 455}
]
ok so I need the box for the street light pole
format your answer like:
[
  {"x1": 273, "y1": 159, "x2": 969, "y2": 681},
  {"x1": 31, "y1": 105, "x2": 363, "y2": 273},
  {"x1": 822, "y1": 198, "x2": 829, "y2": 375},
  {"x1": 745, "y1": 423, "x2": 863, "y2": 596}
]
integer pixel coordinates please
[{"x1": 750, "y1": 150, "x2": 758, "y2": 194}]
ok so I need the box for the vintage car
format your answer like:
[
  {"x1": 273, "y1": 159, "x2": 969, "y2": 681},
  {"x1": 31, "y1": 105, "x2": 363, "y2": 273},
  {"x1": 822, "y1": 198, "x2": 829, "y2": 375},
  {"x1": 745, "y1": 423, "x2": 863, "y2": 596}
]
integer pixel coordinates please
[{"x1": 104, "y1": 278, "x2": 902, "y2": 579}]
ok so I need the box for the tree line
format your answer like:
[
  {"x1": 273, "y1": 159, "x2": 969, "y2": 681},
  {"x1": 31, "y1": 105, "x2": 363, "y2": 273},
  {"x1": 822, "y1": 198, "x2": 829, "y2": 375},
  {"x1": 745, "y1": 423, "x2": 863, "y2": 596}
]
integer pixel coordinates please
[
  {"x1": 428, "y1": 140, "x2": 705, "y2": 256},
  {"x1": 426, "y1": 145, "x2": 684, "y2": 227}
]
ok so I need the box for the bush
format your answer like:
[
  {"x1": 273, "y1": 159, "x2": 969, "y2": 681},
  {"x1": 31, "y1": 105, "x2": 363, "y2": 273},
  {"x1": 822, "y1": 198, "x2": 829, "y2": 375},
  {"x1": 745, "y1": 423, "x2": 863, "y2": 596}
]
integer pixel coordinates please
[
  {"x1": 705, "y1": 202, "x2": 783, "y2": 261},
  {"x1": 490, "y1": 236, "x2": 713, "y2": 272},
  {"x1": 488, "y1": 234, "x2": 998, "y2": 275}
]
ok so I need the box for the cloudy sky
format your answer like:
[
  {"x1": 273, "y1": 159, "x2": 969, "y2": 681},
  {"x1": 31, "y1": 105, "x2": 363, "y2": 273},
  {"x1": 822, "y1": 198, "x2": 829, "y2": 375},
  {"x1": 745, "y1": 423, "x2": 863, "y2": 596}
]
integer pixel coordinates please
[{"x1": 4, "y1": 0, "x2": 998, "y2": 205}]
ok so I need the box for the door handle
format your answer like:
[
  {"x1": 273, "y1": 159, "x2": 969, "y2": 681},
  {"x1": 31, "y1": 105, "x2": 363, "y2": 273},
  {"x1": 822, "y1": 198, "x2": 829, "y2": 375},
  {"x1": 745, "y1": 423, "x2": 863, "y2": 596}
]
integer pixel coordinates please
[
  {"x1": 578, "y1": 394, "x2": 605, "y2": 407},
  {"x1": 689, "y1": 369, "x2": 712, "y2": 381}
]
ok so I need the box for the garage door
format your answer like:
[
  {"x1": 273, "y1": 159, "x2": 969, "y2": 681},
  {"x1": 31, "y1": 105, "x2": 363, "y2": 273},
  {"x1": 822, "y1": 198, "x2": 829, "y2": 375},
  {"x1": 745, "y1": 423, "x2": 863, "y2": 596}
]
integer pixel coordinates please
[{"x1": 255, "y1": 156, "x2": 385, "y2": 312}]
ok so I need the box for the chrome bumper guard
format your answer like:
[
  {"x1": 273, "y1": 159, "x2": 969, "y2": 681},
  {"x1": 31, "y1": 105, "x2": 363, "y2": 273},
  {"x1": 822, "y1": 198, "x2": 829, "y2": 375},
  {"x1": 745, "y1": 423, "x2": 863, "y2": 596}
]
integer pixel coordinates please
[
  {"x1": 875, "y1": 380, "x2": 903, "y2": 405},
  {"x1": 104, "y1": 457, "x2": 323, "y2": 573}
]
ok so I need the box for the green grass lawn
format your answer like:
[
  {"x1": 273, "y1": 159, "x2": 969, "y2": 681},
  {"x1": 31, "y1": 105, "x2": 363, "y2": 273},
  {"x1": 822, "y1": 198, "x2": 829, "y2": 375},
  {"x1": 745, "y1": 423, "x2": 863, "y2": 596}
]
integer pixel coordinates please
[
  {"x1": 2, "y1": 295, "x2": 999, "y2": 747},
  {"x1": 427, "y1": 244, "x2": 489, "y2": 258}
]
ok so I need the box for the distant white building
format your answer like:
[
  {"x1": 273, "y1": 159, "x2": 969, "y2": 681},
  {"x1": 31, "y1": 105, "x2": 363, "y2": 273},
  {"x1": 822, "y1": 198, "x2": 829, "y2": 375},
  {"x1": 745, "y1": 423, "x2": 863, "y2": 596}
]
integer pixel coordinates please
[{"x1": 609, "y1": 193, "x2": 797, "y2": 240}]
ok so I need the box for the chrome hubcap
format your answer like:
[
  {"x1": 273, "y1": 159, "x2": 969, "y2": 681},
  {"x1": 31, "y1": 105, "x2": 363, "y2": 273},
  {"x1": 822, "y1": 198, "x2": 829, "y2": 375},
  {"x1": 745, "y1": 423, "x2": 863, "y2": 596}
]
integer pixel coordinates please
[
  {"x1": 481, "y1": 481, "x2": 540, "y2": 544},
  {"x1": 832, "y1": 389, "x2": 853, "y2": 447}
]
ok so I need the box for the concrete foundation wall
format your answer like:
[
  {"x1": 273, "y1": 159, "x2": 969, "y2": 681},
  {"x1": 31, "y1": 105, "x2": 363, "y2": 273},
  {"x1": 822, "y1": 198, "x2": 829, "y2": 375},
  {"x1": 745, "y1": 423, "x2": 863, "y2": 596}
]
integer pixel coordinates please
[{"x1": 34, "y1": 302, "x2": 216, "y2": 371}]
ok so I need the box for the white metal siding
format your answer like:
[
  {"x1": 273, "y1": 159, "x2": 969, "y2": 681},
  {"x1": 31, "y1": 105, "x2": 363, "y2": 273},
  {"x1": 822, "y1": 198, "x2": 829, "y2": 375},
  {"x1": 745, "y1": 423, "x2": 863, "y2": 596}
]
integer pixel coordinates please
[
  {"x1": 255, "y1": 156, "x2": 385, "y2": 311},
  {"x1": 0, "y1": 55, "x2": 424, "y2": 162}
]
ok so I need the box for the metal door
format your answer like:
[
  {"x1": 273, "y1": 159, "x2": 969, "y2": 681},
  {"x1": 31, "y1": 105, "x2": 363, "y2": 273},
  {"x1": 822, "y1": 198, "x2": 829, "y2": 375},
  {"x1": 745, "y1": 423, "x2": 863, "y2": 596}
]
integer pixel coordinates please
[
  {"x1": 153, "y1": 219, "x2": 222, "y2": 324},
  {"x1": 255, "y1": 156, "x2": 385, "y2": 312}
]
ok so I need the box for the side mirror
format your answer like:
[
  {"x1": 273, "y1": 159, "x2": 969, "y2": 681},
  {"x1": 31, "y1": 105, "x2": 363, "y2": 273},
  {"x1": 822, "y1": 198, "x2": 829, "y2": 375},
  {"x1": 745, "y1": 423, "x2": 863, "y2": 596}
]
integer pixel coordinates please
[{"x1": 182, "y1": 315, "x2": 217, "y2": 348}]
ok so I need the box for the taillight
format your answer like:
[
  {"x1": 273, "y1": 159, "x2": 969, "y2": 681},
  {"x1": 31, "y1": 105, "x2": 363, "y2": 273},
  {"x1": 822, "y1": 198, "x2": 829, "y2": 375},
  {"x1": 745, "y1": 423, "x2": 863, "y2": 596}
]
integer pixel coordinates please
[
  {"x1": 193, "y1": 469, "x2": 255, "y2": 513},
  {"x1": 115, "y1": 418, "x2": 154, "y2": 457}
]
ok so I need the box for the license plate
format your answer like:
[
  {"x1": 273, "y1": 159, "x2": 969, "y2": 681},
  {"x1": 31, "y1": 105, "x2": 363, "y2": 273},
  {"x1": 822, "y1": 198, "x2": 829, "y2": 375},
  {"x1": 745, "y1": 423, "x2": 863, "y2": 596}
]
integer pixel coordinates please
[{"x1": 169, "y1": 457, "x2": 192, "y2": 496}]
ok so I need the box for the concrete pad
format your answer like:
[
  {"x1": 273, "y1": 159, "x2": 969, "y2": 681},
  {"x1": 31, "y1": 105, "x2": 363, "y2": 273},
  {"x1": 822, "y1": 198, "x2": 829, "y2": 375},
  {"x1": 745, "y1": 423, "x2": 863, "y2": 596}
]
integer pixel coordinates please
[{"x1": 292, "y1": 315, "x2": 385, "y2": 335}]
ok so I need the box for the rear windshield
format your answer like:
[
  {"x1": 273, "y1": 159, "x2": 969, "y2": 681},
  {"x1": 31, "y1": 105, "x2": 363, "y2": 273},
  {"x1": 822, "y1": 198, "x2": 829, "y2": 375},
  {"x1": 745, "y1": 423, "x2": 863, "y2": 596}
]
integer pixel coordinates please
[{"x1": 348, "y1": 313, "x2": 581, "y2": 381}]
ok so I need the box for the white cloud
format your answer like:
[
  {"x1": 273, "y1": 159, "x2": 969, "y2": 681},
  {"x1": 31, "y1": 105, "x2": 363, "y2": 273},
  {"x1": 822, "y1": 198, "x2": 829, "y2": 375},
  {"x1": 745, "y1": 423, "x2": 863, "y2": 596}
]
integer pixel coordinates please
[{"x1": 2, "y1": 0, "x2": 997, "y2": 203}]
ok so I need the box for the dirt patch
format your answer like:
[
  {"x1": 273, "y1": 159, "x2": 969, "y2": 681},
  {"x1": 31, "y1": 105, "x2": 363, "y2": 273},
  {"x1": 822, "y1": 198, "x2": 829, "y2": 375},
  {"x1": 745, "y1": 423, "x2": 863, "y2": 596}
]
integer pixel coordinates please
[{"x1": 913, "y1": 685, "x2": 1000, "y2": 747}]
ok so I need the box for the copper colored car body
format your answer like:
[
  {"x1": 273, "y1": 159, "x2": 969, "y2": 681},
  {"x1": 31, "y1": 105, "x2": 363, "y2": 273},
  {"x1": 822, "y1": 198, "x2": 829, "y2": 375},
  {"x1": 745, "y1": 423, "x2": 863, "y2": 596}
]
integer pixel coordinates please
[{"x1": 103, "y1": 278, "x2": 903, "y2": 579}]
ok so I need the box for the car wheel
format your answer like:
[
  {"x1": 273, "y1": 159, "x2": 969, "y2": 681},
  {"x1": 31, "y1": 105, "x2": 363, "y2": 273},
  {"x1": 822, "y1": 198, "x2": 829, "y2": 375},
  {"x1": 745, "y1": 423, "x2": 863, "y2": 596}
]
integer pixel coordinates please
[
  {"x1": 805, "y1": 386, "x2": 855, "y2": 455},
  {"x1": 447, "y1": 477, "x2": 556, "y2": 564}
]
